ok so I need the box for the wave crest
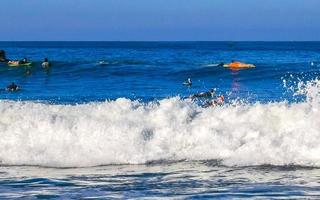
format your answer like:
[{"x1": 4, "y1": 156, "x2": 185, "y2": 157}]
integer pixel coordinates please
[{"x1": 0, "y1": 80, "x2": 320, "y2": 167}]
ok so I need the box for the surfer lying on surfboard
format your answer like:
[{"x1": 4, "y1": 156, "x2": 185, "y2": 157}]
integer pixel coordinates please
[
  {"x1": 202, "y1": 95, "x2": 225, "y2": 107},
  {"x1": 189, "y1": 88, "x2": 225, "y2": 107},
  {"x1": 189, "y1": 88, "x2": 216, "y2": 99},
  {"x1": 8, "y1": 58, "x2": 32, "y2": 67},
  {"x1": 206, "y1": 61, "x2": 255, "y2": 68},
  {"x1": 223, "y1": 61, "x2": 255, "y2": 68}
]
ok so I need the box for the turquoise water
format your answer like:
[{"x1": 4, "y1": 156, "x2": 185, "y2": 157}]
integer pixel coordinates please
[{"x1": 0, "y1": 42, "x2": 320, "y2": 199}]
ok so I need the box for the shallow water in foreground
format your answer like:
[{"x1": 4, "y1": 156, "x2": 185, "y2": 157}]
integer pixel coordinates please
[{"x1": 1, "y1": 163, "x2": 320, "y2": 199}]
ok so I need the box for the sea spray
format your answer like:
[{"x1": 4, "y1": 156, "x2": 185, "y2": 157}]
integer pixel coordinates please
[{"x1": 0, "y1": 80, "x2": 319, "y2": 167}]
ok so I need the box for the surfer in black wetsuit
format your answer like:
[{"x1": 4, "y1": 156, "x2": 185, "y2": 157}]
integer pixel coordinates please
[
  {"x1": 0, "y1": 50, "x2": 8, "y2": 62},
  {"x1": 202, "y1": 95, "x2": 225, "y2": 107},
  {"x1": 20, "y1": 58, "x2": 28, "y2": 64},
  {"x1": 6, "y1": 82, "x2": 19, "y2": 92},
  {"x1": 183, "y1": 78, "x2": 192, "y2": 87},
  {"x1": 217, "y1": 62, "x2": 224, "y2": 67},
  {"x1": 189, "y1": 88, "x2": 215, "y2": 99}
]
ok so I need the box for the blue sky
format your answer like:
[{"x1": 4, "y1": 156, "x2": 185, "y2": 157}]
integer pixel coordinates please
[{"x1": 0, "y1": 0, "x2": 319, "y2": 41}]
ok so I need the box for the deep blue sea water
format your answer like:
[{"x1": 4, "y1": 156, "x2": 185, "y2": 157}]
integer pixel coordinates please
[
  {"x1": 0, "y1": 42, "x2": 320, "y2": 199},
  {"x1": 1, "y1": 41, "x2": 319, "y2": 103}
]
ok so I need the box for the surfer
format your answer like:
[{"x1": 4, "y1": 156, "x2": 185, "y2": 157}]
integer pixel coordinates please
[
  {"x1": 217, "y1": 62, "x2": 224, "y2": 67},
  {"x1": 224, "y1": 61, "x2": 255, "y2": 68},
  {"x1": 42, "y1": 58, "x2": 50, "y2": 68},
  {"x1": 20, "y1": 57, "x2": 28, "y2": 64},
  {"x1": 189, "y1": 88, "x2": 215, "y2": 99},
  {"x1": 203, "y1": 95, "x2": 225, "y2": 107},
  {"x1": 8, "y1": 57, "x2": 33, "y2": 67},
  {"x1": 212, "y1": 95, "x2": 225, "y2": 106},
  {"x1": 98, "y1": 60, "x2": 108, "y2": 65},
  {"x1": 183, "y1": 78, "x2": 192, "y2": 87},
  {"x1": 6, "y1": 82, "x2": 19, "y2": 92},
  {"x1": 7, "y1": 60, "x2": 20, "y2": 65},
  {"x1": 0, "y1": 50, "x2": 8, "y2": 62}
]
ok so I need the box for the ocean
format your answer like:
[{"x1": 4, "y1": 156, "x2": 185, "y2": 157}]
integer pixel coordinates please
[{"x1": 0, "y1": 41, "x2": 320, "y2": 199}]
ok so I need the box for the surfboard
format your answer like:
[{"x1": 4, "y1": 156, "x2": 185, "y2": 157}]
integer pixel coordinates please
[{"x1": 8, "y1": 62, "x2": 33, "y2": 67}]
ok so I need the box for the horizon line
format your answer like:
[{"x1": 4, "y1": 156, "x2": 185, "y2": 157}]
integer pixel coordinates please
[{"x1": 0, "y1": 40, "x2": 320, "y2": 42}]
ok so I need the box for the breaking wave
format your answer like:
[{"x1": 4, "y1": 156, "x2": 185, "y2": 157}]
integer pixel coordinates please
[{"x1": 0, "y1": 79, "x2": 319, "y2": 167}]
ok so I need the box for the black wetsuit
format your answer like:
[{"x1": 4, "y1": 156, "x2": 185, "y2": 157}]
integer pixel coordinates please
[
  {"x1": 7, "y1": 83, "x2": 18, "y2": 91},
  {"x1": 0, "y1": 50, "x2": 7, "y2": 62},
  {"x1": 217, "y1": 62, "x2": 224, "y2": 67},
  {"x1": 192, "y1": 91, "x2": 214, "y2": 98}
]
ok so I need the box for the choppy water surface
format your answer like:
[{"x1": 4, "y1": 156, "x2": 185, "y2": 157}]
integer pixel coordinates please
[
  {"x1": 2, "y1": 163, "x2": 320, "y2": 199},
  {"x1": 0, "y1": 42, "x2": 320, "y2": 199}
]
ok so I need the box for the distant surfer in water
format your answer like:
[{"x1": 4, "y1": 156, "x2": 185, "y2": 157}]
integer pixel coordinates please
[
  {"x1": 98, "y1": 60, "x2": 108, "y2": 66},
  {"x1": 189, "y1": 88, "x2": 225, "y2": 107},
  {"x1": 42, "y1": 58, "x2": 50, "y2": 68},
  {"x1": 6, "y1": 82, "x2": 19, "y2": 92},
  {"x1": 217, "y1": 62, "x2": 224, "y2": 67},
  {"x1": 8, "y1": 57, "x2": 28, "y2": 66},
  {"x1": 183, "y1": 78, "x2": 192, "y2": 87},
  {"x1": 189, "y1": 88, "x2": 215, "y2": 99},
  {"x1": 223, "y1": 60, "x2": 255, "y2": 68},
  {"x1": 203, "y1": 95, "x2": 225, "y2": 107},
  {"x1": 20, "y1": 58, "x2": 28, "y2": 64},
  {"x1": 0, "y1": 50, "x2": 8, "y2": 62}
]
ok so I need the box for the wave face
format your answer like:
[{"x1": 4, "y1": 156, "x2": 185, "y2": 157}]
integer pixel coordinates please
[{"x1": 0, "y1": 80, "x2": 319, "y2": 167}]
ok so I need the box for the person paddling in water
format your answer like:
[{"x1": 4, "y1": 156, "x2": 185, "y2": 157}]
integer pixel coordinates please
[
  {"x1": 189, "y1": 88, "x2": 216, "y2": 99},
  {"x1": 20, "y1": 57, "x2": 28, "y2": 64},
  {"x1": 183, "y1": 78, "x2": 192, "y2": 87},
  {"x1": 203, "y1": 95, "x2": 225, "y2": 107},
  {"x1": 8, "y1": 58, "x2": 28, "y2": 66},
  {"x1": 224, "y1": 60, "x2": 255, "y2": 68},
  {"x1": 6, "y1": 82, "x2": 19, "y2": 92},
  {"x1": 190, "y1": 88, "x2": 225, "y2": 107},
  {"x1": 42, "y1": 58, "x2": 50, "y2": 68}
]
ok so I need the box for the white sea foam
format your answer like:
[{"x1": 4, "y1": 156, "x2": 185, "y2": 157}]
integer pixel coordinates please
[{"x1": 0, "y1": 80, "x2": 320, "y2": 167}]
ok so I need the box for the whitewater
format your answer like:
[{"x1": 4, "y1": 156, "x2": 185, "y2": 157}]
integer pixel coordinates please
[
  {"x1": 0, "y1": 79, "x2": 319, "y2": 168},
  {"x1": 1, "y1": 41, "x2": 320, "y2": 199}
]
